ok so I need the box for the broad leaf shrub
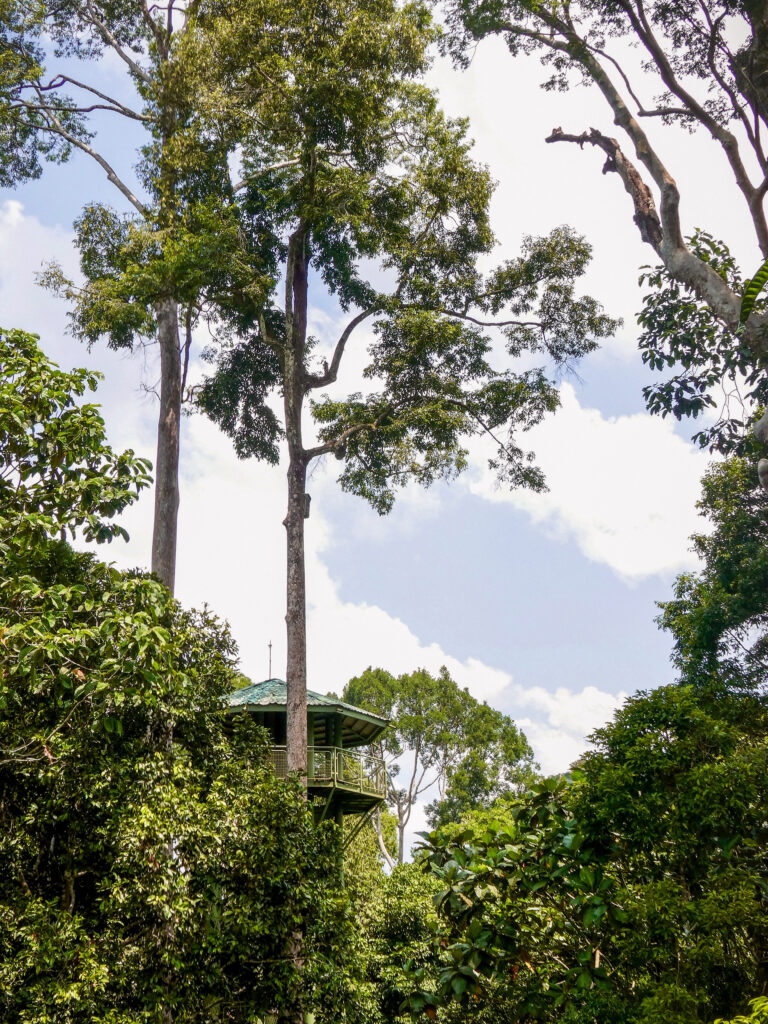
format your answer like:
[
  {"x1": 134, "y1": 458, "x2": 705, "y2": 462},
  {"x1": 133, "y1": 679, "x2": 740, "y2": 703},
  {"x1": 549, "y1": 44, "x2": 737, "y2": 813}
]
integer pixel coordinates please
[
  {"x1": 410, "y1": 776, "x2": 623, "y2": 1022},
  {"x1": 716, "y1": 997, "x2": 768, "y2": 1024},
  {"x1": 410, "y1": 685, "x2": 768, "y2": 1023}
]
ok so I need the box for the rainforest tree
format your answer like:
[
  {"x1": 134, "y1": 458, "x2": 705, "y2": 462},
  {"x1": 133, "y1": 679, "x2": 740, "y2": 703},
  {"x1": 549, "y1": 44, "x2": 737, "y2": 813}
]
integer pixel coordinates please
[
  {"x1": 344, "y1": 667, "x2": 536, "y2": 864},
  {"x1": 188, "y1": 0, "x2": 617, "y2": 779},
  {"x1": 443, "y1": 1, "x2": 768, "y2": 463},
  {"x1": 2, "y1": 1, "x2": 268, "y2": 591}
]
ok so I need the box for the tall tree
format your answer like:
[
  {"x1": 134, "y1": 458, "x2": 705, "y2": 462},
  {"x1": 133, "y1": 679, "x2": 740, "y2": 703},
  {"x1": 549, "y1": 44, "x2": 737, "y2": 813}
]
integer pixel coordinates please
[
  {"x1": 4, "y1": 1, "x2": 262, "y2": 590},
  {"x1": 344, "y1": 667, "x2": 536, "y2": 864},
  {"x1": 443, "y1": 1, "x2": 768, "y2": 456},
  {"x1": 188, "y1": 0, "x2": 617, "y2": 781}
]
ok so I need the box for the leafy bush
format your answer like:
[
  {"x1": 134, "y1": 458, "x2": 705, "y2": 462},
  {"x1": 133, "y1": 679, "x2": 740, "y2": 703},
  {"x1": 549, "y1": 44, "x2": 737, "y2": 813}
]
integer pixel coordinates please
[{"x1": 0, "y1": 328, "x2": 348, "y2": 1022}]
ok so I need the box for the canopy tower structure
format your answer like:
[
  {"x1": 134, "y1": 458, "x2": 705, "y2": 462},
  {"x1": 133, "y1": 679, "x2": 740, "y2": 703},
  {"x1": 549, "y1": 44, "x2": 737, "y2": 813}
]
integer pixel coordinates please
[{"x1": 226, "y1": 678, "x2": 388, "y2": 846}]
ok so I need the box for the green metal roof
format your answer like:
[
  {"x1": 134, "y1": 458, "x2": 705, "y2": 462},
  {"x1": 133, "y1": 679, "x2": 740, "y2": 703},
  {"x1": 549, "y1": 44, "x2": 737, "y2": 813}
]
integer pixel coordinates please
[{"x1": 225, "y1": 677, "x2": 388, "y2": 745}]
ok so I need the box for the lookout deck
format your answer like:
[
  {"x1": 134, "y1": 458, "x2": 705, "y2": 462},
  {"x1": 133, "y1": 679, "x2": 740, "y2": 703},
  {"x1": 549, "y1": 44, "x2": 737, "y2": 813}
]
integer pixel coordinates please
[{"x1": 269, "y1": 744, "x2": 387, "y2": 813}]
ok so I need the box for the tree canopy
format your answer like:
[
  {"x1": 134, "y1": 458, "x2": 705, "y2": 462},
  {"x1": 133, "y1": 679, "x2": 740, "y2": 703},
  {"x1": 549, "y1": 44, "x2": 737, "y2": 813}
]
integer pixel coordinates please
[
  {"x1": 3, "y1": 0, "x2": 268, "y2": 590},
  {"x1": 343, "y1": 666, "x2": 536, "y2": 864},
  {"x1": 176, "y1": 0, "x2": 618, "y2": 779}
]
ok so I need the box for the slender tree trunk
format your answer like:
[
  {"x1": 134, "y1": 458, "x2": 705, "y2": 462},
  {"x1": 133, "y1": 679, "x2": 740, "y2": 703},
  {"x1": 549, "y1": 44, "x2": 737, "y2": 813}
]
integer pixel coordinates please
[
  {"x1": 374, "y1": 808, "x2": 395, "y2": 870},
  {"x1": 285, "y1": 451, "x2": 308, "y2": 776},
  {"x1": 283, "y1": 229, "x2": 309, "y2": 782},
  {"x1": 281, "y1": 229, "x2": 310, "y2": 1024},
  {"x1": 276, "y1": 222, "x2": 313, "y2": 1024},
  {"x1": 151, "y1": 298, "x2": 182, "y2": 593}
]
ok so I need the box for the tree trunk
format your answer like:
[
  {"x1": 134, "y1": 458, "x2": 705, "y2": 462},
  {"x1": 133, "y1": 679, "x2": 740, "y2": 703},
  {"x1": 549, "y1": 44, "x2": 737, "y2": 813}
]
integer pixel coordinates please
[
  {"x1": 281, "y1": 227, "x2": 311, "y2": 1024},
  {"x1": 283, "y1": 229, "x2": 309, "y2": 782},
  {"x1": 151, "y1": 298, "x2": 182, "y2": 593},
  {"x1": 374, "y1": 808, "x2": 396, "y2": 870},
  {"x1": 285, "y1": 453, "x2": 308, "y2": 776}
]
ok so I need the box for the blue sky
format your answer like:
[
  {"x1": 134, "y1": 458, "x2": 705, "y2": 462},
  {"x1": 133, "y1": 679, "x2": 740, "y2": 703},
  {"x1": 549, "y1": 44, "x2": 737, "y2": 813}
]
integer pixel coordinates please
[{"x1": 2, "y1": 30, "x2": 755, "y2": 844}]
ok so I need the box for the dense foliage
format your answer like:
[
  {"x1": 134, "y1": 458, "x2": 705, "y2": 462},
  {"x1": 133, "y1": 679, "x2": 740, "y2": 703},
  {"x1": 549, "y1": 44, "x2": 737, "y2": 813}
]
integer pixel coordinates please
[
  {"x1": 411, "y1": 446, "x2": 768, "y2": 1023},
  {"x1": 657, "y1": 439, "x2": 768, "y2": 694},
  {"x1": 415, "y1": 684, "x2": 768, "y2": 1023},
  {"x1": 0, "y1": 328, "x2": 350, "y2": 1023},
  {"x1": 4, "y1": 1, "x2": 768, "y2": 1016},
  {"x1": 638, "y1": 233, "x2": 768, "y2": 454}
]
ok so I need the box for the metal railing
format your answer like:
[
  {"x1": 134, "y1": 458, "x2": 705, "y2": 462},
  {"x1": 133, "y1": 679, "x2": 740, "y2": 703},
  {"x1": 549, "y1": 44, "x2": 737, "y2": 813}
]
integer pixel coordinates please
[{"x1": 268, "y1": 746, "x2": 386, "y2": 799}]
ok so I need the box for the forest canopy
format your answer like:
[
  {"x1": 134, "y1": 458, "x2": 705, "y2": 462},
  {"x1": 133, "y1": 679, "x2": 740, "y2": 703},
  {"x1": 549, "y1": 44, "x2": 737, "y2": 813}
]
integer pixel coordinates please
[{"x1": 2, "y1": 0, "x2": 768, "y2": 1021}]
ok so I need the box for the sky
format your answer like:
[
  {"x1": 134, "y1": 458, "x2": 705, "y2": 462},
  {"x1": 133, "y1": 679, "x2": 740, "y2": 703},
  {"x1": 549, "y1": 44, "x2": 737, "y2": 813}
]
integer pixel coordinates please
[{"x1": 2, "y1": 26, "x2": 760, "y2": 847}]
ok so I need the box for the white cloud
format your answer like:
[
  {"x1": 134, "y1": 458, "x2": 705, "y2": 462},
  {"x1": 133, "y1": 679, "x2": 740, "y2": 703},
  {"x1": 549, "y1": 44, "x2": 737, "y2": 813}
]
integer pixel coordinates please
[
  {"x1": 0, "y1": 201, "x2": 75, "y2": 341},
  {"x1": 467, "y1": 382, "x2": 710, "y2": 581},
  {"x1": 509, "y1": 684, "x2": 628, "y2": 775}
]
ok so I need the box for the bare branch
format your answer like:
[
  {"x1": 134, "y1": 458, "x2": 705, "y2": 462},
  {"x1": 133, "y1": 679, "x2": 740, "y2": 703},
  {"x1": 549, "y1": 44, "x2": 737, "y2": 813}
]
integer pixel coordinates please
[
  {"x1": 617, "y1": 0, "x2": 768, "y2": 253},
  {"x1": 84, "y1": 1, "x2": 152, "y2": 85},
  {"x1": 440, "y1": 309, "x2": 544, "y2": 330},
  {"x1": 17, "y1": 97, "x2": 148, "y2": 120},
  {"x1": 585, "y1": 42, "x2": 647, "y2": 114},
  {"x1": 304, "y1": 308, "x2": 376, "y2": 390},
  {"x1": 303, "y1": 415, "x2": 384, "y2": 462},
  {"x1": 180, "y1": 308, "x2": 193, "y2": 399},
  {"x1": 31, "y1": 95, "x2": 148, "y2": 216},
  {"x1": 37, "y1": 73, "x2": 150, "y2": 122},
  {"x1": 232, "y1": 158, "x2": 302, "y2": 191},
  {"x1": 637, "y1": 107, "x2": 697, "y2": 120},
  {"x1": 140, "y1": 0, "x2": 168, "y2": 55},
  {"x1": 547, "y1": 127, "x2": 663, "y2": 250}
]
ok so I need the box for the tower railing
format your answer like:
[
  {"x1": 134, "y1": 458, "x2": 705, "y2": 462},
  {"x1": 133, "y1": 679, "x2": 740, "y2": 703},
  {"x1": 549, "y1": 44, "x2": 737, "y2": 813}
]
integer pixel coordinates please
[{"x1": 268, "y1": 745, "x2": 386, "y2": 799}]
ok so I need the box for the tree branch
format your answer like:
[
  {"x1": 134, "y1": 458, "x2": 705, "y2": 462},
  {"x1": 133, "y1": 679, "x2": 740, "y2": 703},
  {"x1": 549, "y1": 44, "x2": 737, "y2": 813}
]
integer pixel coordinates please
[
  {"x1": 84, "y1": 0, "x2": 152, "y2": 85},
  {"x1": 546, "y1": 127, "x2": 663, "y2": 251},
  {"x1": 543, "y1": 126, "x2": 768, "y2": 351},
  {"x1": 232, "y1": 158, "x2": 301, "y2": 192},
  {"x1": 303, "y1": 411, "x2": 389, "y2": 462},
  {"x1": 617, "y1": 0, "x2": 768, "y2": 253},
  {"x1": 497, "y1": 11, "x2": 768, "y2": 354},
  {"x1": 304, "y1": 308, "x2": 376, "y2": 390},
  {"x1": 30, "y1": 96, "x2": 148, "y2": 216},
  {"x1": 36, "y1": 73, "x2": 150, "y2": 122}
]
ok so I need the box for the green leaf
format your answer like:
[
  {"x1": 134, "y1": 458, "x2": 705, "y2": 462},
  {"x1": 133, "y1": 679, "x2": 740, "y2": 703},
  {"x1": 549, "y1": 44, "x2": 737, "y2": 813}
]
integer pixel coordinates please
[{"x1": 740, "y1": 257, "x2": 768, "y2": 326}]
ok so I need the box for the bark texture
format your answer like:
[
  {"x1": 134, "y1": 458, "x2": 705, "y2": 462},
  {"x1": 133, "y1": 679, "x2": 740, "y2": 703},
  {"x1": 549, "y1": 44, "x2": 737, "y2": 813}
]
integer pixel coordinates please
[
  {"x1": 151, "y1": 298, "x2": 182, "y2": 594},
  {"x1": 284, "y1": 454, "x2": 308, "y2": 776},
  {"x1": 283, "y1": 229, "x2": 309, "y2": 782}
]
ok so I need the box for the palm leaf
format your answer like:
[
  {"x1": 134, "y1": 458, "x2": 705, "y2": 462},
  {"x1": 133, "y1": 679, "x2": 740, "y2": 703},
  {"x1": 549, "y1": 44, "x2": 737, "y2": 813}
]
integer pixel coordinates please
[{"x1": 740, "y1": 256, "x2": 768, "y2": 326}]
